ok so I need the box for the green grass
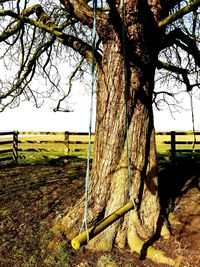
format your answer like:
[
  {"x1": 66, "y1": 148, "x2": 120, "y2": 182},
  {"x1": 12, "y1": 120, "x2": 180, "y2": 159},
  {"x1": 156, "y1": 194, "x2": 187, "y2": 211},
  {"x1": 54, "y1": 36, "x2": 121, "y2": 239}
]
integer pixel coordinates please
[
  {"x1": 0, "y1": 161, "x2": 86, "y2": 266},
  {"x1": 0, "y1": 133, "x2": 200, "y2": 266},
  {"x1": 0, "y1": 132, "x2": 200, "y2": 165}
]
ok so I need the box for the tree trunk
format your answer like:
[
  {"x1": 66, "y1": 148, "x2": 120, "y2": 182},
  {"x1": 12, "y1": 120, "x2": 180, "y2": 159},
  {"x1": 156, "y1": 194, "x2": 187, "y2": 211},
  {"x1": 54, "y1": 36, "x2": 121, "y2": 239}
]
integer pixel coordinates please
[
  {"x1": 55, "y1": 35, "x2": 160, "y2": 242},
  {"x1": 51, "y1": 2, "x2": 175, "y2": 265}
]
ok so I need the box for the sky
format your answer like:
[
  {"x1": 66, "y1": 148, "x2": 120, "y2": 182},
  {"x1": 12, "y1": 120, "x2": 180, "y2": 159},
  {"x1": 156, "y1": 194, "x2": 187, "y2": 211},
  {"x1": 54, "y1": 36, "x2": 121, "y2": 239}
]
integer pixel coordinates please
[
  {"x1": 0, "y1": 0, "x2": 199, "y2": 133},
  {"x1": 0, "y1": 83, "x2": 199, "y2": 133}
]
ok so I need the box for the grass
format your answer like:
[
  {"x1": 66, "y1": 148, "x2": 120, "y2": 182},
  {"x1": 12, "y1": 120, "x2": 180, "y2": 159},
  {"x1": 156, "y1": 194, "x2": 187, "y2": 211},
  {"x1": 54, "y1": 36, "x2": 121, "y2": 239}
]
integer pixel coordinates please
[
  {"x1": 0, "y1": 132, "x2": 200, "y2": 165},
  {"x1": 0, "y1": 133, "x2": 200, "y2": 267},
  {"x1": 0, "y1": 156, "x2": 199, "y2": 266},
  {"x1": 0, "y1": 161, "x2": 86, "y2": 266}
]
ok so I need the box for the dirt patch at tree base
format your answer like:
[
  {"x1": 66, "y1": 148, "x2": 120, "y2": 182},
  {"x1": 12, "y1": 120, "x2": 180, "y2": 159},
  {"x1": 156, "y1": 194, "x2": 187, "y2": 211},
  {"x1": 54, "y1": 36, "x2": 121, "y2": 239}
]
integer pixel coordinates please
[{"x1": 0, "y1": 160, "x2": 199, "y2": 266}]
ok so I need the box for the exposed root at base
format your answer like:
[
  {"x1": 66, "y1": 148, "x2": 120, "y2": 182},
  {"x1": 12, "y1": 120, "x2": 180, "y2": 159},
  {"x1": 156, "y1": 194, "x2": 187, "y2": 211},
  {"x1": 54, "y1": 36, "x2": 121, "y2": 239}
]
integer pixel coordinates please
[
  {"x1": 47, "y1": 234, "x2": 183, "y2": 267},
  {"x1": 128, "y1": 235, "x2": 182, "y2": 266}
]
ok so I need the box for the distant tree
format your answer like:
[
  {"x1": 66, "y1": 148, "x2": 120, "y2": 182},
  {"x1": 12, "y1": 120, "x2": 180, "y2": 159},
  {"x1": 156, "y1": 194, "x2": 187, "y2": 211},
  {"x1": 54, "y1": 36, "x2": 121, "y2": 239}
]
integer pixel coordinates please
[{"x1": 0, "y1": 0, "x2": 199, "y2": 264}]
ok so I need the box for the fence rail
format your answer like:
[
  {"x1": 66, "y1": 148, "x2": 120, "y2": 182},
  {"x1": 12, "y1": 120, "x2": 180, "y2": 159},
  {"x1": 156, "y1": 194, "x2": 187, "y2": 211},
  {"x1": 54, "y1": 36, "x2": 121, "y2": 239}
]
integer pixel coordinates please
[
  {"x1": 0, "y1": 131, "x2": 18, "y2": 163},
  {"x1": 160, "y1": 131, "x2": 200, "y2": 163},
  {"x1": 0, "y1": 131, "x2": 14, "y2": 136},
  {"x1": 0, "y1": 148, "x2": 13, "y2": 154},
  {"x1": 0, "y1": 131, "x2": 199, "y2": 164}
]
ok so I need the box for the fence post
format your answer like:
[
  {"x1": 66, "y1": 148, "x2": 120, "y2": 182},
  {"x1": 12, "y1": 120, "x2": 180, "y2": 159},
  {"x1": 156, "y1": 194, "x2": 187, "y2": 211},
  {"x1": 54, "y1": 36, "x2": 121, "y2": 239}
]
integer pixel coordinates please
[
  {"x1": 13, "y1": 131, "x2": 18, "y2": 164},
  {"x1": 170, "y1": 131, "x2": 176, "y2": 164},
  {"x1": 64, "y1": 131, "x2": 69, "y2": 157}
]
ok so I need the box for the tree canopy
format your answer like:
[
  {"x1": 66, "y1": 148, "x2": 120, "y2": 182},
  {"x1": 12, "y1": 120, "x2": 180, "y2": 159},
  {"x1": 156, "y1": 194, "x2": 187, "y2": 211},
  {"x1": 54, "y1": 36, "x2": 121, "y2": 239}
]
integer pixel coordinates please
[{"x1": 0, "y1": 0, "x2": 199, "y2": 113}]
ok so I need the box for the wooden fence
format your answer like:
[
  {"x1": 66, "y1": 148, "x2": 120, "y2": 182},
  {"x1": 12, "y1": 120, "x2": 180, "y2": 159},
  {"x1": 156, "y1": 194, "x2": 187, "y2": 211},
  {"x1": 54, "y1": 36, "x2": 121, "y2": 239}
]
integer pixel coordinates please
[
  {"x1": 0, "y1": 131, "x2": 18, "y2": 164},
  {"x1": 156, "y1": 131, "x2": 200, "y2": 163},
  {"x1": 0, "y1": 131, "x2": 95, "y2": 164},
  {"x1": 18, "y1": 131, "x2": 95, "y2": 153},
  {"x1": 0, "y1": 131, "x2": 199, "y2": 164}
]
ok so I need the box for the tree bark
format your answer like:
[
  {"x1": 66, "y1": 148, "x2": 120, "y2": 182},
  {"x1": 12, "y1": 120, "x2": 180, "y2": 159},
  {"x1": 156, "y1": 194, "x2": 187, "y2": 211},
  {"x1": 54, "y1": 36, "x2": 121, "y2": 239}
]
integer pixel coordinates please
[
  {"x1": 51, "y1": 2, "x2": 175, "y2": 264},
  {"x1": 55, "y1": 32, "x2": 160, "y2": 244}
]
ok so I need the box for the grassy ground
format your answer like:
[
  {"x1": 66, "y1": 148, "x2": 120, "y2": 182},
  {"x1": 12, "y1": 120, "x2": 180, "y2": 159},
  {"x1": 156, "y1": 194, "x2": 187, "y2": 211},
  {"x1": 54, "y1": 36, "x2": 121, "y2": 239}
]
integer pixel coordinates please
[
  {"x1": 0, "y1": 159, "x2": 86, "y2": 267},
  {"x1": 0, "y1": 132, "x2": 200, "y2": 266},
  {"x1": 0, "y1": 133, "x2": 95, "y2": 165},
  {"x1": 0, "y1": 132, "x2": 200, "y2": 165},
  {"x1": 0, "y1": 155, "x2": 200, "y2": 266}
]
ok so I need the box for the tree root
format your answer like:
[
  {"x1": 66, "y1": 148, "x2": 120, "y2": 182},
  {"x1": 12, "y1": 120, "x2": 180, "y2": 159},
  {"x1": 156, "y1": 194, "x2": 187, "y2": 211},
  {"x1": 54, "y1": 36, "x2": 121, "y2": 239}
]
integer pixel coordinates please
[
  {"x1": 127, "y1": 233, "x2": 183, "y2": 266},
  {"x1": 50, "y1": 209, "x2": 182, "y2": 266},
  {"x1": 49, "y1": 221, "x2": 182, "y2": 267}
]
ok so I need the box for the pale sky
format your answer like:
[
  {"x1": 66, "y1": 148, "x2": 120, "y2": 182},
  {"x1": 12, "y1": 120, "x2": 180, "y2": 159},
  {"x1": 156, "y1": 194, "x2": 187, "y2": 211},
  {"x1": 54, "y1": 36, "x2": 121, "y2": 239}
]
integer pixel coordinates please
[
  {"x1": 0, "y1": 0, "x2": 199, "y2": 133},
  {"x1": 0, "y1": 83, "x2": 96, "y2": 132},
  {"x1": 0, "y1": 84, "x2": 199, "y2": 133}
]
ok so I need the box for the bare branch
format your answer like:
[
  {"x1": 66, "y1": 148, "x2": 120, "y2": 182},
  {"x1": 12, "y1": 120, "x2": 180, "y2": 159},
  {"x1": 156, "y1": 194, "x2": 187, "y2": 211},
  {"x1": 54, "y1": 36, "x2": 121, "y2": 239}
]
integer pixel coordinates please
[
  {"x1": 157, "y1": 60, "x2": 188, "y2": 74},
  {"x1": 157, "y1": 60, "x2": 199, "y2": 92},
  {"x1": 54, "y1": 57, "x2": 84, "y2": 112},
  {"x1": 0, "y1": 20, "x2": 22, "y2": 41},
  {"x1": 158, "y1": 0, "x2": 200, "y2": 28},
  {"x1": 0, "y1": 6, "x2": 102, "y2": 66},
  {"x1": 161, "y1": 29, "x2": 200, "y2": 67},
  {"x1": 60, "y1": 0, "x2": 109, "y2": 37},
  {"x1": 0, "y1": 0, "x2": 199, "y2": 114},
  {"x1": 0, "y1": 37, "x2": 55, "y2": 101}
]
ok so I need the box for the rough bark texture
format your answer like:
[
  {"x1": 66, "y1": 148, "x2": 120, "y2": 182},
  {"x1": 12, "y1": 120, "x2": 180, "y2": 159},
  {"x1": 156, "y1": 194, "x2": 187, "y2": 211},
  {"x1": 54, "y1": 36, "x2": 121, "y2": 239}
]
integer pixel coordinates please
[{"x1": 52, "y1": 1, "x2": 174, "y2": 263}]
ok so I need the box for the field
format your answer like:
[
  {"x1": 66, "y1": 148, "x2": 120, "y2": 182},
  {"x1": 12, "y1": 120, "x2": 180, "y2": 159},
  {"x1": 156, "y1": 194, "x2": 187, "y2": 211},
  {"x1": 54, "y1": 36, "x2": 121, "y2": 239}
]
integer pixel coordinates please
[
  {"x1": 155, "y1": 132, "x2": 200, "y2": 154},
  {"x1": 0, "y1": 132, "x2": 200, "y2": 266},
  {"x1": 0, "y1": 131, "x2": 200, "y2": 165},
  {"x1": 0, "y1": 132, "x2": 96, "y2": 165}
]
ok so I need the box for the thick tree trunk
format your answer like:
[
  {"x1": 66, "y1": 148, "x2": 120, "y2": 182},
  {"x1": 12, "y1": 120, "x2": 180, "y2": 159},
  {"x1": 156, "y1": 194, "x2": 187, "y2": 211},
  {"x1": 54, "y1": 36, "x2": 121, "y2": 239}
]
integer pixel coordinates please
[
  {"x1": 86, "y1": 35, "x2": 160, "y2": 249},
  {"x1": 55, "y1": 34, "x2": 160, "y2": 243},
  {"x1": 51, "y1": 2, "x2": 175, "y2": 265}
]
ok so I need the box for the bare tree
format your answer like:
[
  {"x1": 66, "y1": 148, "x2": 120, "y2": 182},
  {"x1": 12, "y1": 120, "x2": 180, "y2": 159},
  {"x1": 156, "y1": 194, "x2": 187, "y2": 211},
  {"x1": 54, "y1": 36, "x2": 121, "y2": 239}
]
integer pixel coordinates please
[
  {"x1": 0, "y1": 0, "x2": 93, "y2": 111},
  {"x1": 0, "y1": 0, "x2": 199, "y2": 265}
]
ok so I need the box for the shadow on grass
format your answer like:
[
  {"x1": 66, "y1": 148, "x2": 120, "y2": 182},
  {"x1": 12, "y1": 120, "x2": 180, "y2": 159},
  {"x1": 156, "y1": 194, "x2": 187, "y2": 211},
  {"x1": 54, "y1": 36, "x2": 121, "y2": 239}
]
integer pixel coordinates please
[
  {"x1": 1, "y1": 153, "x2": 199, "y2": 266},
  {"x1": 0, "y1": 158, "x2": 87, "y2": 267},
  {"x1": 139, "y1": 153, "x2": 200, "y2": 261},
  {"x1": 158, "y1": 153, "x2": 200, "y2": 213}
]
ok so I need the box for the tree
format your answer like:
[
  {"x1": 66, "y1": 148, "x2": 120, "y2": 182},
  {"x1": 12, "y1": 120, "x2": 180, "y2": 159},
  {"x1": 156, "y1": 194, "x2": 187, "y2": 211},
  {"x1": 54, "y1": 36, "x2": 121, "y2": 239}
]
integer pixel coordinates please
[{"x1": 0, "y1": 0, "x2": 200, "y2": 265}]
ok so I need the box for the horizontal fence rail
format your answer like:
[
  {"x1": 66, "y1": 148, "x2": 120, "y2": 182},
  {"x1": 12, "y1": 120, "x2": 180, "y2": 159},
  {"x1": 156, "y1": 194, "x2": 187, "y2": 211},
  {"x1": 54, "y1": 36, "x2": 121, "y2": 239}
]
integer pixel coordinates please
[
  {"x1": 157, "y1": 131, "x2": 200, "y2": 163},
  {"x1": 0, "y1": 131, "x2": 14, "y2": 136},
  {"x1": 0, "y1": 131, "x2": 199, "y2": 165},
  {"x1": 0, "y1": 131, "x2": 18, "y2": 163}
]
